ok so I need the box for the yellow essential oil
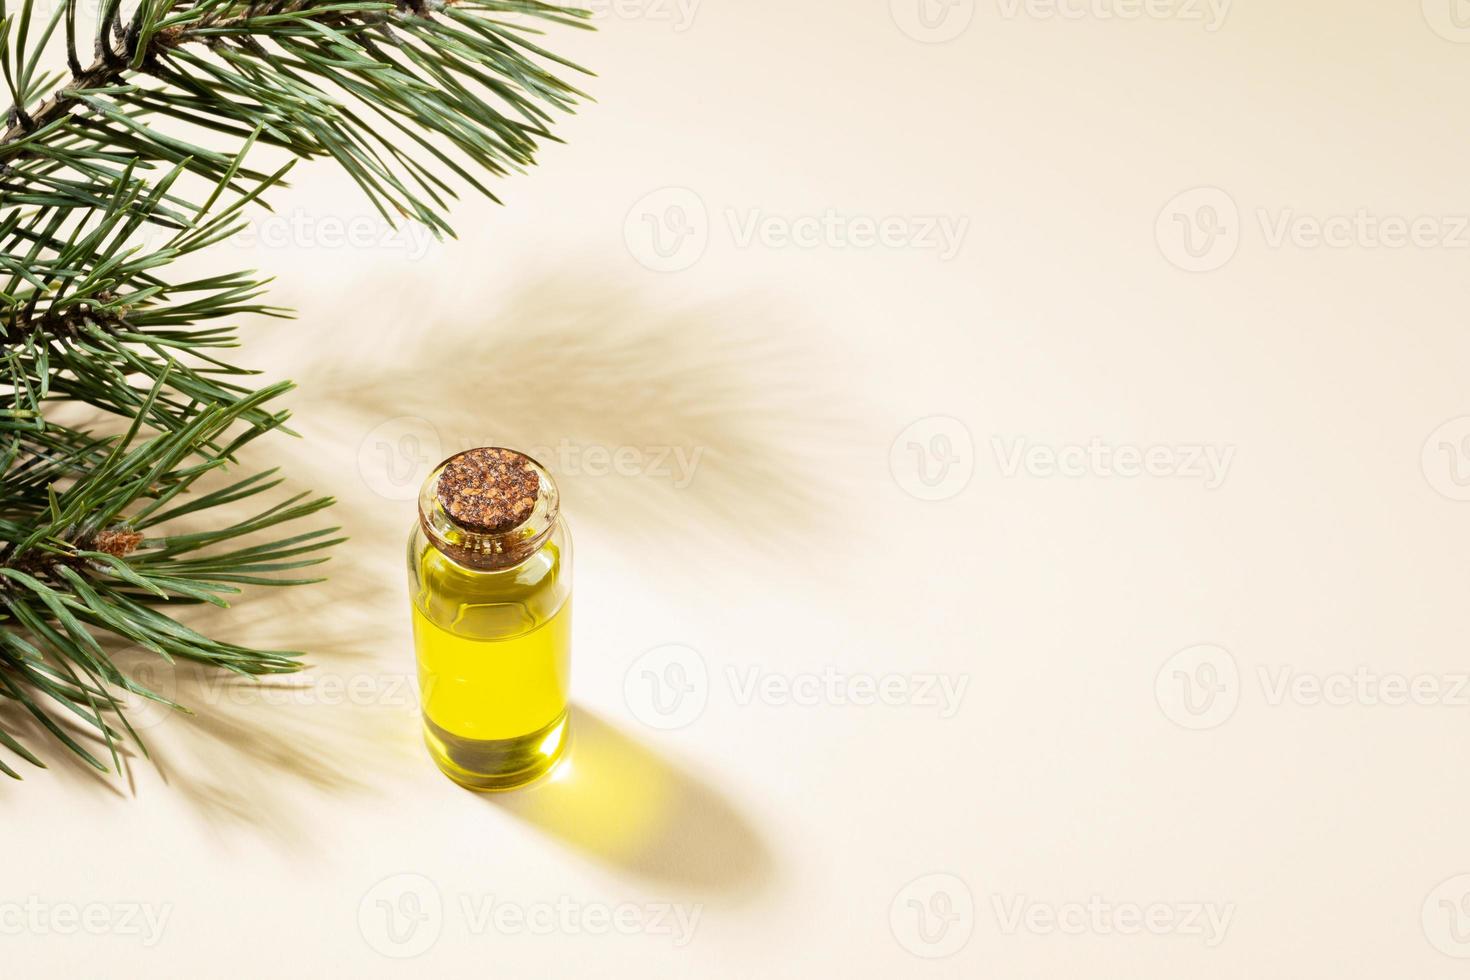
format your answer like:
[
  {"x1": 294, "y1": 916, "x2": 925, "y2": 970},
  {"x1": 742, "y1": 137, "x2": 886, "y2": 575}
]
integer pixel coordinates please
[{"x1": 407, "y1": 448, "x2": 573, "y2": 791}]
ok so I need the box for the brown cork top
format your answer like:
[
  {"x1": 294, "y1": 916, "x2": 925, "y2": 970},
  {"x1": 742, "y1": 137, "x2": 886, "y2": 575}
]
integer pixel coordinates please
[{"x1": 435, "y1": 448, "x2": 541, "y2": 534}]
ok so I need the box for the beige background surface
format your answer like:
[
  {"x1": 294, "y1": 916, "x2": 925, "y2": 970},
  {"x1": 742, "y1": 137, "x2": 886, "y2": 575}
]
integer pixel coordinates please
[{"x1": 9, "y1": 0, "x2": 1470, "y2": 976}]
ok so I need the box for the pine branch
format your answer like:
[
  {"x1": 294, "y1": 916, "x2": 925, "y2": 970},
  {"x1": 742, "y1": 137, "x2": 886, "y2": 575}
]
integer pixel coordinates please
[{"x1": 0, "y1": 0, "x2": 591, "y2": 778}]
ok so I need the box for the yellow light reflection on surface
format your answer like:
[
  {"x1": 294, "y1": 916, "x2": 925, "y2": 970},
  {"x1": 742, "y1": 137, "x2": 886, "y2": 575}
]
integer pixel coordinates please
[
  {"x1": 490, "y1": 708, "x2": 770, "y2": 892},
  {"x1": 546, "y1": 756, "x2": 574, "y2": 783}
]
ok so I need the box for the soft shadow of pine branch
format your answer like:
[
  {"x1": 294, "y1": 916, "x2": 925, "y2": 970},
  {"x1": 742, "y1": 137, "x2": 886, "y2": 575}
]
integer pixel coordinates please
[
  {"x1": 287, "y1": 275, "x2": 864, "y2": 551},
  {"x1": 4, "y1": 275, "x2": 866, "y2": 854}
]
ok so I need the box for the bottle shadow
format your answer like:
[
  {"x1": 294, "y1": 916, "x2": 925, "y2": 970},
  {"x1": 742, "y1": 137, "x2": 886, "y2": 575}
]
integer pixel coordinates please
[{"x1": 485, "y1": 706, "x2": 773, "y2": 900}]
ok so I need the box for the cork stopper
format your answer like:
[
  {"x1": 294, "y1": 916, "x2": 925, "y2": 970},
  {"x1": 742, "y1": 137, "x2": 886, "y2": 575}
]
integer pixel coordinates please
[
  {"x1": 436, "y1": 447, "x2": 540, "y2": 534},
  {"x1": 418, "y1": 448, "x2": 559, "y2": 570}
]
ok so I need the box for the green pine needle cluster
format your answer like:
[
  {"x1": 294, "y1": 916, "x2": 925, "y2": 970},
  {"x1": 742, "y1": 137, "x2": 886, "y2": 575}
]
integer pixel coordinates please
[{"x1": 0, "y1": 0, "x2": 590, "y2": 778}]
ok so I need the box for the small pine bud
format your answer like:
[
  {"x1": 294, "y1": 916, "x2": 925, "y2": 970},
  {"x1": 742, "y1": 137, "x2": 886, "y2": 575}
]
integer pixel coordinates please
[{"x1": 92, "y1": 527, "x2": 144, "y2": 557}]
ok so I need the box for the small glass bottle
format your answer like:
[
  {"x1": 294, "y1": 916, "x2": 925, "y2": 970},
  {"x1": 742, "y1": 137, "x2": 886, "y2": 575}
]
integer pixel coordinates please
[{"x1": 407, "y1": 448, "x2": 572, "y2": 790}]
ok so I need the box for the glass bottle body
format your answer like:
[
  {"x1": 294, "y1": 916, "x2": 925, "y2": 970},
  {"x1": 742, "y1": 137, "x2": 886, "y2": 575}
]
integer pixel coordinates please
[{"x1": 407, "y1": 518, "x2": 572, "y2": 790}]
